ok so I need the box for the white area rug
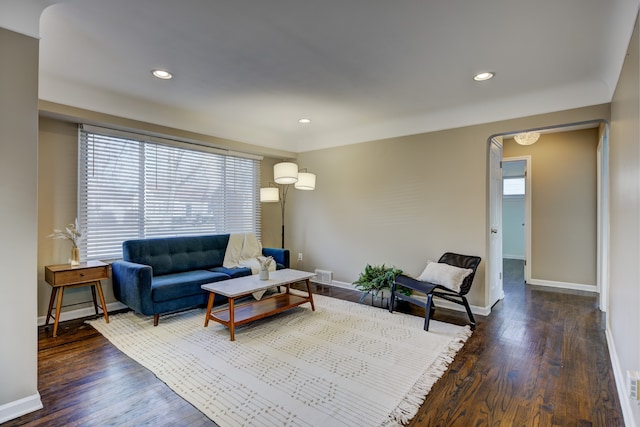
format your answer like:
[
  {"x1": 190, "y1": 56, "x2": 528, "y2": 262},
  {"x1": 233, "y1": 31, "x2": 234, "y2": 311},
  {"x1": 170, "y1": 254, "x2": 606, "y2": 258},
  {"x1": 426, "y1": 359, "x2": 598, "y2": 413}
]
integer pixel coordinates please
[{"x1": 88, "y1": 294, "x2": 471, "y2": 426}]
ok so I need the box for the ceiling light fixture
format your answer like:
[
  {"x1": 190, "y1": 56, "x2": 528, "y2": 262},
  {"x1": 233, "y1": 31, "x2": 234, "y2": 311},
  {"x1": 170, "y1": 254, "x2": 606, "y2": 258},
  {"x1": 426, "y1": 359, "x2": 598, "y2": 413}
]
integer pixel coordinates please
[
  {"x1": 473, "y1": 72, "x2": 495, "y2": 82},
  {"x1": 151, "y1": 69, "x2": 173, "y2": 80},
  {"x1": 514, "y1": 131, "x2": 540, "y2": 145},
  {"x1": 298, "y1": 118, "x2": 311, "y2": 124}
]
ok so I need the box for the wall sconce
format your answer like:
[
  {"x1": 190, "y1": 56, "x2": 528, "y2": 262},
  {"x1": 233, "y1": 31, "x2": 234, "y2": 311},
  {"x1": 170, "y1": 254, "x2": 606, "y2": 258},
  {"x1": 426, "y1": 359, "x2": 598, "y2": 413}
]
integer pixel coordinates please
[{"x1": 261, "y1": 162, "x2": 316, "y2": 248}]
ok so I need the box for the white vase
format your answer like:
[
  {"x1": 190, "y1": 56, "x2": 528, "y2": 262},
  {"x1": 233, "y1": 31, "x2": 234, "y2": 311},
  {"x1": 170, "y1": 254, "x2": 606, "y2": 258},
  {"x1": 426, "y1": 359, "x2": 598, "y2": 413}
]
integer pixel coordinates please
[
  {"x1": 259, "y1": 269, "x2": 269, "y2": 280},
  {"x1": 70, "y1": 247, "x2": 80, "y2": 266}
]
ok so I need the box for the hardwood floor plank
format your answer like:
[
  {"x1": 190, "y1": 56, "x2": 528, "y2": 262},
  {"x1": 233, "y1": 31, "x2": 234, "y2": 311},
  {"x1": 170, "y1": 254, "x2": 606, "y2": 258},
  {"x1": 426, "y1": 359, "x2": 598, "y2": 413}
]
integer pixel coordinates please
[{"x1": 4, "y1": 260, "x2": 624, "y2": 426}]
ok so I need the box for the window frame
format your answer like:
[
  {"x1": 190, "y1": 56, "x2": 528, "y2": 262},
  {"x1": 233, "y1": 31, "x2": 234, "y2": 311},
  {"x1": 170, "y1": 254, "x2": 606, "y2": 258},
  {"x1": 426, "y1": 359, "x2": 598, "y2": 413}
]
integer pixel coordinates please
[{"x1": 77, "y1": 125, "x2": 262, "y2": 261}]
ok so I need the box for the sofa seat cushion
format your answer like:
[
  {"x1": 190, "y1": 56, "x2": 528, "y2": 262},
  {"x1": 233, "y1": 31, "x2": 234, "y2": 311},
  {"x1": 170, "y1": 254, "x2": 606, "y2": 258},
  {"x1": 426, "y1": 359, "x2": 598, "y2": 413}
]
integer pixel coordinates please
[
  {"x1": 152, "y1": 270, "x2": 229, "y2": 302},
  {"x1": 209, "y1": 266, "x2": 252, "y2": 279}
]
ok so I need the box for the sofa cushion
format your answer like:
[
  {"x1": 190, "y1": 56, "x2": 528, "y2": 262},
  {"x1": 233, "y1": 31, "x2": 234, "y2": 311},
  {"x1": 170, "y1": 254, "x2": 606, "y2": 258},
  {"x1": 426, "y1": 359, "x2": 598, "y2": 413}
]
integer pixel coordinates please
[
  {"x1": 152, "y1": 270, "x2": 229, "y2": 302},
  {"x1": 123, "y1": 235, "x2": 230, "y2": 276},
  {"x1": 209, "y1": 266, "x2": 253, "y2": 279}
]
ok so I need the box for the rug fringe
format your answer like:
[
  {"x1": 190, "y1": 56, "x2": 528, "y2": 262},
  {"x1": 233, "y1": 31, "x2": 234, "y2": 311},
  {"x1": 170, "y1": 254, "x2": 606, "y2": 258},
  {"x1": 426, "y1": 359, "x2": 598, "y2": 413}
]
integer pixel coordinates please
[{"x1": 384, "y1": 325, "x2": 473, "y2": 426}]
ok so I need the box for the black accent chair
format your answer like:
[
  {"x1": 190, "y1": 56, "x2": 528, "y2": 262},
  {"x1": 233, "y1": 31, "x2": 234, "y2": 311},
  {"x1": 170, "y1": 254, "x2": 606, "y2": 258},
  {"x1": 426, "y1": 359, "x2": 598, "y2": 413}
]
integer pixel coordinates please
[{"x1": 389, "y1": 252, "x2": 481, "y2": 331}]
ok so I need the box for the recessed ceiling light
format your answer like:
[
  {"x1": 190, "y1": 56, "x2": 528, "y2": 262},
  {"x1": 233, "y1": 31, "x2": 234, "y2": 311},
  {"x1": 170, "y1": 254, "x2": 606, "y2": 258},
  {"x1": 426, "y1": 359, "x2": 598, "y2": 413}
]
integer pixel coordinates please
[
  {"x1": 152, "y1": 69, "x2": 173, "y2": 80},
  {"x1": 298, "y1": 118, "x2": 311, "y2": 124},
  {"x1": 473, "y1": 72, "x2": 495, "y2": 82}
]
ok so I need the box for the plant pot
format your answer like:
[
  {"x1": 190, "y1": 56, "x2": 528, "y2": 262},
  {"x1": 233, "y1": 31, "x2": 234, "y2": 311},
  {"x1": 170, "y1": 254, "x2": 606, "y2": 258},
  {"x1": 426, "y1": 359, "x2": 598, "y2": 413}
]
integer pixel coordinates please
[{"x1": 259, "y1": 269, "x2": 269, "y2": 280}]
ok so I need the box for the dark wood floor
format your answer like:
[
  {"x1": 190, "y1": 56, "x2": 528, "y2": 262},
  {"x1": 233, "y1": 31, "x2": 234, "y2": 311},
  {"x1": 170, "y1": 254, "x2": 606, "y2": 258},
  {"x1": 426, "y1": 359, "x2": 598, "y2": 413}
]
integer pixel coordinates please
[{"x1": 4, "y1": 259, "x2": 623, "y2": 426}]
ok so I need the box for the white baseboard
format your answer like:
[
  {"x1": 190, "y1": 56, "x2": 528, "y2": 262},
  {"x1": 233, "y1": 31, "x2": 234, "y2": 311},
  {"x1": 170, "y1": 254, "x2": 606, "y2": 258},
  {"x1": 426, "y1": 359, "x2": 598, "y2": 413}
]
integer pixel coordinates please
[
  {"x1": 426, "y1": 296, "x2": 491, "y2": 316},
  {"x1": 312, "y1": 279, "x2": 354, "y2": 290},
  {"x1": 37, "y1": 301, "x2": 128, "y2": 326},
  {"x1": 0, "y1": 392, "x2": 43, "y2": 424},
  {"x1": 503, "y1": 255, "x2": 525, "y2": 260},
  {"x1": 606, "y1": 327, "x2": 638, "y2": 427},
  {"x1": 527, "y1": 278, "x2": 597, "y2": 293},
  {"x1": 312, "y1": 279, "x2": 491, "y2": 316}
]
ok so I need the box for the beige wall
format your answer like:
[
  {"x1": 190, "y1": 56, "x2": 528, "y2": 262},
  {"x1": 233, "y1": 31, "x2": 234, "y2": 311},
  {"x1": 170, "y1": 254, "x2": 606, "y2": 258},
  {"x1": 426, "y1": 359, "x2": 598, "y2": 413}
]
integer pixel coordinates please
[
  {"x1": 0, "y1": 27, "x2": 40, "y2": 414},
  {"x1": 609, "y1": 14, "x2": 640, "y2": 426},
  {"x1": 504, "y1": 128, "x2": 599, "y2": 287},
  {"x1": 293, "y1": 105, "x2": 610, "y2": 310},
  {"x1": 37, "y1": 104, "x2": 611, "y2": 315},
  {"x1": 37, "y1": 118, "x2": 123, "y2": 315},
  {"x1": 260, "y1": 156, "x2": 285, "y2": 249}
]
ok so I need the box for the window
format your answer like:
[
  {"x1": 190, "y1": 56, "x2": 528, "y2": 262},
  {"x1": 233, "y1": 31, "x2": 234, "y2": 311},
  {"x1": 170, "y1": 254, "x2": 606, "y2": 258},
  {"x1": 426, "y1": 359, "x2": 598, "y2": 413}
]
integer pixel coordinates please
[
  {"x1": 78, "y1": 126, "x2": 261, "y2": 260},
  {"x1": 503, "y1": 177, "x2": 525, "y2": 196}
]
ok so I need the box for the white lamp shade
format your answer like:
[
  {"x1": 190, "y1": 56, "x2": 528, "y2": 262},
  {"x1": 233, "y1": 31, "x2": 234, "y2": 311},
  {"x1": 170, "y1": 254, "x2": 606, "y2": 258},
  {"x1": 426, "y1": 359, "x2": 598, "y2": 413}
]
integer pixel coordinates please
[
  {"x1": 274, "y1": 162, "x2": 298, "y2": 184},
  {"x1": 514, "y1": 132, "x2": 540, "y2": 146},
  {"x1": 294, "y1": 172, "x2": 316, "y2": 190},
  {"x1": 260, "y1": 187, "x2": 279, "y2": 202}
]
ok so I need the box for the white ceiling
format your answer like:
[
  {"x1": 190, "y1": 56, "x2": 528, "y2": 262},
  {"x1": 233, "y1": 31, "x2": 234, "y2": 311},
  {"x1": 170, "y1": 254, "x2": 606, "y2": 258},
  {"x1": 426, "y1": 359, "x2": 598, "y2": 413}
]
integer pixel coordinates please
[{"x1": 33, "y1": 0, "x2": 639, "y2": 153}]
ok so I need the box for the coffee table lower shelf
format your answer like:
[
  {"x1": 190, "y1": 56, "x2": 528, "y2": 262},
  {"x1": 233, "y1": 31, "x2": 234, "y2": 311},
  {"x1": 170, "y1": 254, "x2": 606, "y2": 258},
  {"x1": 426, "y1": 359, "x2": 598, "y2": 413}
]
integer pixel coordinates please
[{"x1": 204, "y1": 291, "x2": 314, "y2": 341}]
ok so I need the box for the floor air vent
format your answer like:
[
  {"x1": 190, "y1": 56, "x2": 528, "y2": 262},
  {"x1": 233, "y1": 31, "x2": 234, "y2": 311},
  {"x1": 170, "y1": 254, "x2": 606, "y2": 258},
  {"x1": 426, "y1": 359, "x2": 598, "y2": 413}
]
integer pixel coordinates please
[{"x1": 314, "y1": 269, "x2": 333, "y2": 284}]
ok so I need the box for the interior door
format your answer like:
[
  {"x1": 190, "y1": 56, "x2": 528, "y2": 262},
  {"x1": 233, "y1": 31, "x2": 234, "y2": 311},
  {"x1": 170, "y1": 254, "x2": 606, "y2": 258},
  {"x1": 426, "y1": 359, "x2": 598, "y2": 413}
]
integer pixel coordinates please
[{"x1": 489, "y1": 138, "x2": 504, "y2": 307}]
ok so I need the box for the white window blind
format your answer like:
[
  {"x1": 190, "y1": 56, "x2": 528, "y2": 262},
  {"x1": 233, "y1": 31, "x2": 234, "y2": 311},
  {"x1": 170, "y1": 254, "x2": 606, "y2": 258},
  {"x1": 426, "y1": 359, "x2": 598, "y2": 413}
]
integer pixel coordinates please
[
  {"x1": 503, "y1": 177, "x2": 525, "y2": 196},
  {"x1": 78, "y1": 126, "x2": 261, "y2": 260}
]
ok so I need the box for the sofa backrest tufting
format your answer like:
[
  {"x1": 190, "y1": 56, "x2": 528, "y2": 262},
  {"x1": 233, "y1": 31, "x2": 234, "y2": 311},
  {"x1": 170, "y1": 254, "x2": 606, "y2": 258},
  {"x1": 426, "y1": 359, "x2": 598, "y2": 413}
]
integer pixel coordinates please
[{"x1": 122, "y1": 234, "x2": 231, "y2": 276}]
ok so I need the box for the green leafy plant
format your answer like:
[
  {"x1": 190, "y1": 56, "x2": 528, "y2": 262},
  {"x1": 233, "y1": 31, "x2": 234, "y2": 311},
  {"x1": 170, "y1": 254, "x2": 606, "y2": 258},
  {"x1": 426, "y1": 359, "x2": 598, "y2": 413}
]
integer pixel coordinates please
[{"x1": 353, "y1": 264, "x2": 410, "y2": 302}]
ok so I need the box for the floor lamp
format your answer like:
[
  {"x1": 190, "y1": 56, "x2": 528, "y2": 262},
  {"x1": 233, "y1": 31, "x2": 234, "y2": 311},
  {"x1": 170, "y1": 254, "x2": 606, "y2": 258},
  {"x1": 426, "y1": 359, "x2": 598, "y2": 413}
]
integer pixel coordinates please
[{"x1": 260, "y1": 162, "x2": 316, "y2": 248}]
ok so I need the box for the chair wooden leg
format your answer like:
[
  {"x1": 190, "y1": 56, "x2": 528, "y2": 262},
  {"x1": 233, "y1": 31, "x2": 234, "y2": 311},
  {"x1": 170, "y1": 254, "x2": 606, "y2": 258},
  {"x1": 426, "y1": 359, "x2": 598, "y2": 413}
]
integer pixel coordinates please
[
  {"x1": 153, "y1": 314, "x2": 159, "y2": 326},
  {"x1": 424, "y1": 293, "x2": 434, "y2": 331}
]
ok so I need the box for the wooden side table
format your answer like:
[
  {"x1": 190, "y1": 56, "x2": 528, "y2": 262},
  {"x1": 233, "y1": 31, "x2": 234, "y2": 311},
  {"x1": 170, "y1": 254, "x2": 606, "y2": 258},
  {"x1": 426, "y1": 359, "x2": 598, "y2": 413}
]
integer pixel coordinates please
[{"x1": 44, "y1": 260, "x2": 110, "y2": 337}]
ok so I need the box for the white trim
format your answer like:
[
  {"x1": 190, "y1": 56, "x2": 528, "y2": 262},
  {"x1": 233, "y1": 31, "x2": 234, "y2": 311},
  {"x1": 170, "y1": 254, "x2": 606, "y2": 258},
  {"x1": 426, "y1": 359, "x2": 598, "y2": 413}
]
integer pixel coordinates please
[
  {"x1": 0, "y1": 392, "x2": 43, "y2": 424},
  {"x1": 311, "y1": 278, "x2": 354, "y2": 290},
  {"x1": 312, "y1": 279, "x2": 491, "y2": 316},
  {"x1": 37, "y1": 301, "x2": 128, "y2": 326},
  {"x1": 503, "y1": 255, "x2": 525, "y2": 260},
  {"x1": 606, "y1": 327, "x2": 638, "y2": 427},
  {"x1": 430, "y1": 297, "x2": 491, "y2": 317},
  {"x1": 527, "y1": 278, "x2": 597, "y2": 293},
  {"x1": 597, "y1": 124, "x2": 610, "y2": 314}
]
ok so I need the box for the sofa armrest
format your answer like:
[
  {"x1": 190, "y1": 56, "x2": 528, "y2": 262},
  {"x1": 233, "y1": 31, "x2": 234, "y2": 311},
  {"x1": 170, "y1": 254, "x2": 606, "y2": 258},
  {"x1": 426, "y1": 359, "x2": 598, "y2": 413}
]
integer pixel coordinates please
[
  {"x1": 111, "y1": 260, "x2": 154, "y2": 315},
  {"x1": 262, "y1": 247, "x2": 290, "y2": 269}
]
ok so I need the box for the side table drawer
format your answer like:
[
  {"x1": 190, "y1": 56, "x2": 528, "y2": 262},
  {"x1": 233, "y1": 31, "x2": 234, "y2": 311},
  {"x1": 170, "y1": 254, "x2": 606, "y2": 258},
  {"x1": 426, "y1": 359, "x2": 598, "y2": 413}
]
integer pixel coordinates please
[{"x1": 46, "y1": 265, "x2": 109, "y2": 286}]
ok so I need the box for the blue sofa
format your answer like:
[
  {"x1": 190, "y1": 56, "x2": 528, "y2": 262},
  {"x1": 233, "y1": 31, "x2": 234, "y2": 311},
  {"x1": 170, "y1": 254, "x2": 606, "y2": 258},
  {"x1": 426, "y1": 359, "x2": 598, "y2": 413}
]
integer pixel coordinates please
[{"x1": 111, "y1": 234, "x2": 289, "y2": 325}]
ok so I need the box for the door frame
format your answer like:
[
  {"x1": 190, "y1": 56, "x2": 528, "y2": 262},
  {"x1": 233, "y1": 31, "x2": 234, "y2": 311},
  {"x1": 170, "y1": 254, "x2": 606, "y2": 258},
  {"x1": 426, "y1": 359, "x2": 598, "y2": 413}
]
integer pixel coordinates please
[
  {"x1": 597, "y1": 123, "x2": 610, "y2": 314},
  {"x1": 502, "y1": 156, "x2": 532, "y2": 283},
  {"x1": 488, "y1": 119, "x2": 610, "y2": 311}
]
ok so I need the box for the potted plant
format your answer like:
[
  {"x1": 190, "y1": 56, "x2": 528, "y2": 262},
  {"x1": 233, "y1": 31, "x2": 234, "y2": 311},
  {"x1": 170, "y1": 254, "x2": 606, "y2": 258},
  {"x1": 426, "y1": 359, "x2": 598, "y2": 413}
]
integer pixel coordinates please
[
  {"x1": 353, "y1": 264, "x2": 411, "y2": 304},
  {"x1": 48, "y1": 218, "x2": 83, "y2": 266}
]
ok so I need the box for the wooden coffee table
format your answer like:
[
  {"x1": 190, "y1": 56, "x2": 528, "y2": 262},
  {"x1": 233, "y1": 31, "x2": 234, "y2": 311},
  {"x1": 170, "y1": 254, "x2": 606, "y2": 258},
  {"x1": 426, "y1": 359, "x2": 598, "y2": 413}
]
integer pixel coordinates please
[{"x1": 201, "y1": 269, "x2": 316, "y2": 341}]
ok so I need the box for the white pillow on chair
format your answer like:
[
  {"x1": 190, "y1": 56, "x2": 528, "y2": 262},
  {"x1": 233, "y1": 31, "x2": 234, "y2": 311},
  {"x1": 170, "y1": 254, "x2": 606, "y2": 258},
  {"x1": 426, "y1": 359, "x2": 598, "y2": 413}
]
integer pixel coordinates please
[{"x1": 418, "y1": 260, "x2": 473, "y2": 293}]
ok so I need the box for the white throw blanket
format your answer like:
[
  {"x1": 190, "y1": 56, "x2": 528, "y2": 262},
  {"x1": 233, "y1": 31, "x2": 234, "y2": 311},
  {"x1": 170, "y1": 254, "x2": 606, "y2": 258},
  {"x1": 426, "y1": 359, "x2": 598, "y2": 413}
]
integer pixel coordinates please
[
  {"x1": 223, "y1": 233, "x2": 276, "y2": 271},
  {"x1": 223, "y1": 232, "x2": 277, "y2": 299},
  {"x1": 222, "y1": 233, "x2": 245, "y2": 268}
]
